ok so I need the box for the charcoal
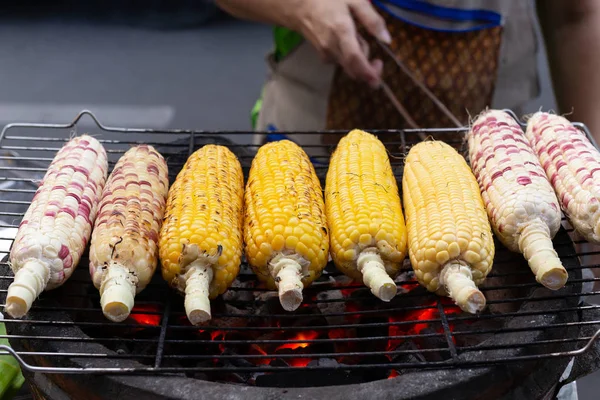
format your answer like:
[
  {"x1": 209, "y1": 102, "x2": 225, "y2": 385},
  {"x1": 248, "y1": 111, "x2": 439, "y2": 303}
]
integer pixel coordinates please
[
  {"x1": 316, "y1": 290, "x2": 346, "y2": 326},
  {"x1": 355, "y1": 317, "x2": 388, "y2": 352},
  {"x1": 221, "y1": 279, "x2": 256, "y2": 303},
  {"x1": 413, "y1": 328, "x2": 451, "y2": 362},
  {"x1": 112, "y1": 342, "x2": 129, "y2": 355},
  {"x1": 356, "y1": 355, "x2": 391, "y2": 381},
  {"x1": 308, "y1": 358, "x2": 340, "y2": 368},
  {"x1": 390, "y1": 340, "x2": 426, "y2": 364}
]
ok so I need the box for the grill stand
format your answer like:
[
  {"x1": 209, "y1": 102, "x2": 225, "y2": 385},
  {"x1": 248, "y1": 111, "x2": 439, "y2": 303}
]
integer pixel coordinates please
[{"x1": 0, "y1": 110, "x2": 599, "y2": 399}]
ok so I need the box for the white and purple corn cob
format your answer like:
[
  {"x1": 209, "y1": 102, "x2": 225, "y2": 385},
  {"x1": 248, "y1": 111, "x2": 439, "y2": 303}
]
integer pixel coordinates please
[
  {"x1": 468, "y1": 110, "x2": 567, "y2": 290},
  {"x1": 6, "y1": 135, "x2": 108, "y2": 318},
  {"x1": 89, "y1": 145, "x2": 169, "y2": 322},
  {"x1": 526, "y1": 112, "x2": 600, "y2": 244}
]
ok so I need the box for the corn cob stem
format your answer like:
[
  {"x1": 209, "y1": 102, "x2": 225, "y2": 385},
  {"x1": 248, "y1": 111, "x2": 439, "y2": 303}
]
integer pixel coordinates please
[
  {"x1": 269, "y1": 255, "x2": 304, "y2": 311},
  {"x1": 183, "y1": 260, "x2": 214, "y2": 325},
  {"x1": 99, "y1": 263, "x2": 136, "y2": 322},
  {"x1": 5, "y1": 259, "x2": 49, "y2": 318},
  {"x1": 356, "y1": 249, "x2": 397, "y2": 301},
  {"x1": 518, "y1": 219, "x2": 568, "y2": 290},
  {"x1": 439, "y1": 261, "x2": 486, "y2": 314}
]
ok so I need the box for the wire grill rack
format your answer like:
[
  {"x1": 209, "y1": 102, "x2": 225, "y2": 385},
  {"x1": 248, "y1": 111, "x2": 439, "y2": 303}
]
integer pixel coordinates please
[{"x1": 1, "y1": 110, "x2": 600, "y2": 380}]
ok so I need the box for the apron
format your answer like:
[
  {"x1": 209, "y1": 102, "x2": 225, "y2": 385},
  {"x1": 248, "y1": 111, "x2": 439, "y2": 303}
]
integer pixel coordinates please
[
  {"x1": 253, "y1": 0, "x2": 538, "y2": 161},
  {"x1": 323, "y1": 0, "x2": 503, "y2": 146}
]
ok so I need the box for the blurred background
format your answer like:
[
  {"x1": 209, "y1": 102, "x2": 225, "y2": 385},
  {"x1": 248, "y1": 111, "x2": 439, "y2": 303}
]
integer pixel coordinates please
[
  {"x1": 0, "y1": 1, "x2": 597, "y2": 399},
  {"x1": 0, "y1": 0, "x2": 270, "y2": 134},
  {"x1": 0, "y1": 0, "x2": 556, "y2": 133}
]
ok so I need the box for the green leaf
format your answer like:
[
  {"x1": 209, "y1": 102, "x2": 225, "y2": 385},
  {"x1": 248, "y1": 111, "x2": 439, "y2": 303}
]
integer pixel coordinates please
[{"x1": 0, "y1": 322, "x2": 24, "y2": 400}]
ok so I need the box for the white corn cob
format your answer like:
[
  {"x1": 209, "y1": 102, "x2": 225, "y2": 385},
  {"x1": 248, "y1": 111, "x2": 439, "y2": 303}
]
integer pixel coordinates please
[
  {"x1": 469, "y1": 110, "x2": 568, "y2": 289},
  {"x1": 525, "y1": 112, "x2": 600, "y2": 244},
  {"x1": 89, "y1": 145, "x2": 169, "y2": 322},
  {"x1": 6, "y1": 135, "x2": 108, "y2": 318}
]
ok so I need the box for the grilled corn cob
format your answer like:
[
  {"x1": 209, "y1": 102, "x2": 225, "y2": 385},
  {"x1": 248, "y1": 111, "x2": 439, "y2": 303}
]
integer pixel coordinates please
[
  {"x1": 402, "y1": 141, "x2": 495, "y2": 313},
  {"x1": 525, "y1": 112, "x2": 600, "y2": 244},
  {"x1": 6, "y1": 135, "x2": 108, "y2": 318},
  {"x1": 244, "y1": 140, "x2": 329, "y2": 311},
  {"x1": 159, "y1": 145, "x2": 244, "y2": 325},
  {"x1": 469, "y1": 110, "x2": 567, "y2": 289},
  {"x1": 89, "y1": 145, "x2": 169, "y2": 322},
  {"x1": 325, "y1": 130, "x2": 407, "y2": 301}
]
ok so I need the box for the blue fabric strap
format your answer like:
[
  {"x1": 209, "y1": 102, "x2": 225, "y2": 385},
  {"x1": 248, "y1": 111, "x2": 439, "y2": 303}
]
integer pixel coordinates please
[{"x1": 373, "y1": 0, "x2": 502, "y2": 32}]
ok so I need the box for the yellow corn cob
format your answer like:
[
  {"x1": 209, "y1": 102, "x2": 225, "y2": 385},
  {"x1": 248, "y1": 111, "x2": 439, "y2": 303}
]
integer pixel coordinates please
[
  {"x1": 6, "y1": 135, "x2": 108, "y2": 318},
  {"x1": 89, "y1": 145, "x2": 169, "y2": 322},
  {"x1": 402, "y1": 141, "x2": 495, "y2": 313},
  {"x1": 525, "y1": 112, "x2": 600, "y2": 244},
  {"x1": 244, "y1": 140, "x2": 329, "y2": 311},
  {"x1": 159, "y1": 145, "x2": 244, "y2": 325},
  {"x1": 468, "y1": 110, "x2": 567, "y2": 290},
  {"x1": 325, "y1": 130, "x2": 407, "y2": 301}
]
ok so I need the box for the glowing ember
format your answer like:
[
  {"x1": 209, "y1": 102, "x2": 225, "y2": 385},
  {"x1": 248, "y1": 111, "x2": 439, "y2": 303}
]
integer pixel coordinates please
[
  {"x1": 128, "y1": 305, "x2": 161, "y2": 326},
  {"x1": 210, "y1": 331, "x2": 227, "y2": 353},
  {"x1": 328, "y1": 328, "x2": 347, "y2": 340},
  {"x1": 210, "y1": 331, "x2": 225, "y2": 341},
  {"x1": 399, "y1": 282, "x2": 419, "y2": 292},
  {"x1": 387, "y1": 300, "x2": 462, "y2": 352},
  {"x1": 250, "y1": 344, "x2": 273, "y2": 365},
  {"x1": 276, "y1": 331, "x2": 319, "y2": 351},
  {"x1": 344, "y1": 302, "x2": 362, "y2": 322},
  {"x1": 288, "y1": 357, "x2": 312, "y2": 367},
  {"x1": 340, "y1": 288, "x2": 358, "y2": 298}
]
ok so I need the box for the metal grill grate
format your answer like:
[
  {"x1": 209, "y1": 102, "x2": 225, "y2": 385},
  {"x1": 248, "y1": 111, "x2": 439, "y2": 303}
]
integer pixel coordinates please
[{"x1": 1, "y1": 110, "x2": 600, "y2": 381}]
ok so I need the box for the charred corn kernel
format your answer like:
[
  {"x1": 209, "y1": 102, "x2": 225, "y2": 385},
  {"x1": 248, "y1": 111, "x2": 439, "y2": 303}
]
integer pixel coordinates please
[
  {"x1": 469, "y1": 110, "x2": 567, "y2": 290},
  {"x1": 325, "y1": 130, "x2": 407, "y2": 301},
  {"x1": 159, "y1": 145, "x2": 244, "y2": 325},
  {"x1": 402, "y1": 141, "x2": 494, "y2": 314},
  {"x1": 6, "y1": 135, "x2": 108, "y2": 318},
  {"x1": 526, "y1": 112, "x2": 600, "y2": 244},
  {"x1": 244, "y1": 140, "x2": 329, "y2": 311},
  {"x1": 89, "y1": 145, "x2": 169, "y2": 322}
]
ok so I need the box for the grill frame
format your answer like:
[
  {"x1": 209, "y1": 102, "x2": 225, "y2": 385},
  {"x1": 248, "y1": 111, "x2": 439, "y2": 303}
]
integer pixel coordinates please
[{"x1": 0, "y1": 109, "x2": 599, "y2": 385}]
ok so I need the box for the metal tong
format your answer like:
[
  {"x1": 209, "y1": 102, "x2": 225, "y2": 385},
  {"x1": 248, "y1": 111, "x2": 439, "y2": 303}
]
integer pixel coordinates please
[{"x1": 375, "y1": 39, "x2": 463, "y2": 136}]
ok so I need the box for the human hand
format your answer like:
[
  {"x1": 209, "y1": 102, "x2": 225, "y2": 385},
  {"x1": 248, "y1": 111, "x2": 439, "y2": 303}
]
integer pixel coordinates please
[{"x1": 291, "y1": 0, "x2": 392, "y2": 88}]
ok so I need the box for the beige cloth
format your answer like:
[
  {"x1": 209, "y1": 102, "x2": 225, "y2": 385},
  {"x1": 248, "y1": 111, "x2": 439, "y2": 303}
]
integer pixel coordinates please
[{"x1": 255, "y1": 0, "x2": 539, "y2": 156}]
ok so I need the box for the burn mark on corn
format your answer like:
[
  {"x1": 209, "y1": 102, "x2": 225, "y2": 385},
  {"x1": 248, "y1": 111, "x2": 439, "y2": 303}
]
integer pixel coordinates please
[
  {"x1": 374, "y1": 182, "x2": 389, "y2": 193},
  {"x1": 110, "y1": 237, "x2": 123, "y2": 258}
]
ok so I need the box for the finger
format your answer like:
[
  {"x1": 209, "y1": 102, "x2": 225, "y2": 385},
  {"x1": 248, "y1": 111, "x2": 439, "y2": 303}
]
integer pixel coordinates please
[
  {"x1": 350, "y1": 0, "x2": 392, "y2": 44},
  {"x1": 369, "y1": 59, "x2": 384, "y2": 88},
  {"x1": 357, "y1": 34, "x2": 370, "y2": 59},
  {"x1": 339, "y1": 31, "x2": 380, "y2": 85},
  {"x1": 371, "y1": 58, "x2": 384, "y2": 78},
  {"x1": 357, "y1": 36, "x2": 383, "y2": 88}
]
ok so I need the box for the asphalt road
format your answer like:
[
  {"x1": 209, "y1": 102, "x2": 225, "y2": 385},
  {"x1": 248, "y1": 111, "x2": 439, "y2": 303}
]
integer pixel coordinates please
[
  {"x1": 0, "y1": 14, "x2": 271, "y2": 134},
  {"x1": 0, "y1": 5, "x2": 598, "y2": 399}
]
